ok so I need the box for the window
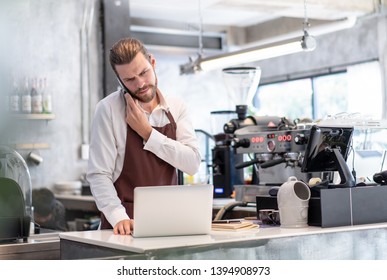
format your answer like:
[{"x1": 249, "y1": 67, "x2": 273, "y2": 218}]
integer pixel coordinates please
[
  {"x1": 312, "y1": 72, "x2": 348, "y2": 119},
  {"x1": 254, "y1": 79, "x2": 312, "y2": 121},
  {"x1": 253, "y1": 61, "x2": 383, "y2": 121}
]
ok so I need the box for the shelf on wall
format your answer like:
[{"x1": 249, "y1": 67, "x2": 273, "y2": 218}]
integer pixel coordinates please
[
  {"x1": 11, "y1": 113, "x2": 56, "y2": 120},
  {"x1": 12, "y1": 143, "x2": 51, "y2": 150}
]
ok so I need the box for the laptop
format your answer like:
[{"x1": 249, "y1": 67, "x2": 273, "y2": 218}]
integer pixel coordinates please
[{"x1": 132, "y1": 184, "x2": 213, "y2": 238}]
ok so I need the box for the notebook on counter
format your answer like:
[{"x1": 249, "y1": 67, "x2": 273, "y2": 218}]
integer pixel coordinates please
[{"x1": 132, "y1": 184, "x2": 214, "y2": 238}]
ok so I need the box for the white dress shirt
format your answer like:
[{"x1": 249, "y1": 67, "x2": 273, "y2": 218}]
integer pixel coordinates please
[{"x1": 86, "y1": 90, "x2": 201, "y2": 226}]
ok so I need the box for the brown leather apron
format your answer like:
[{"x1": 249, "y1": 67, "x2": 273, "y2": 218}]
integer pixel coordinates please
[{"x1": 100, "y1": 110, "x2": 177, "y2": 229}]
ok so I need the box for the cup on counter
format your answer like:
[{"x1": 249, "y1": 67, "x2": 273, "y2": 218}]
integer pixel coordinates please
[
  {"x1": 277, "y1": 176, "x2": 311, "y2": 228},
  {"x1": 258, "y1": 209, "x2": 280, "y2": 225}
]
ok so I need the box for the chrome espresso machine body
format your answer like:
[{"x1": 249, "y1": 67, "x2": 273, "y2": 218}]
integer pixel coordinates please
[
  {"x1": 211, "y1": 66, "x2": 311, "y2": 198},
  {"x1": 212, "y1": 111, "x2": 311, "y2": 198},
  {"x1": 233, "y1": 124, "x2": 311, "y2": 186}
]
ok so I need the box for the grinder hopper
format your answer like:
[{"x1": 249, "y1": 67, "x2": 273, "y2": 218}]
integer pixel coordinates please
[{"x1": 222, "y1": 66, "x2": 261, "y2": 120}]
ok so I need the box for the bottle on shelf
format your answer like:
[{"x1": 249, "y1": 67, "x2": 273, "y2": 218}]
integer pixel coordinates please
[
  {"x1": 9, "y1": 77, "x2": 20, "y2": 113},
  {"x1": 21, "y1": 77, "x2": 31, "y2": 114},
  {"x1": 31, "y1": 77, "x2": 43, "y2": 114},
  {"x1": 41, "y1": 77, "x2": 52, "y2": 114}
]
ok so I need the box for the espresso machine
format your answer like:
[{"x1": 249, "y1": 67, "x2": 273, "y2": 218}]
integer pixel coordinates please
[
  {"x1": 211, "y1": 67, "x2": 262, "y2": 198},
  {"x1": 211, "y1": 67, "x2": 312, "y2": 202},
  {"x1": 233, "y1": 125, "x2": 310, "y2": 186}
]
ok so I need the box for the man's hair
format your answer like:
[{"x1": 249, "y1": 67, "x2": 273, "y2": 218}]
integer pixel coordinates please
[
  {"x1": 32, "y1": 188, "x2": 56, "y2": 216},
  {"x1": 109, "y1": 37, "x2": 150, "y2": 74}
]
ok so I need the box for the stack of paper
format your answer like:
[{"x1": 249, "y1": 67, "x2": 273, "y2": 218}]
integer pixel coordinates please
[{"x1": 211, "y1": 221, "x2": 259, "y2": 231}]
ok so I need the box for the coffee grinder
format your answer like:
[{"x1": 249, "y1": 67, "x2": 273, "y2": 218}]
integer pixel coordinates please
[{"x1": 211, "y1": 67, "x2": 261, "y2": 198}]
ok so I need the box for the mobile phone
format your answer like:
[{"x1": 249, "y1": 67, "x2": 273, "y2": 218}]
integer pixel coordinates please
[
  {"x1": 116, "y1": 75, "x2": 139, "y2": 99},
  {"x1": 116, "y1": 75, "x2": 130, "y2": 95}
]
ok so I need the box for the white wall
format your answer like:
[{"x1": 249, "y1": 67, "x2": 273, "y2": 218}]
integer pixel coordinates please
[{"x1": 0, "y1": 0, "x2": 101, "y2": 189}]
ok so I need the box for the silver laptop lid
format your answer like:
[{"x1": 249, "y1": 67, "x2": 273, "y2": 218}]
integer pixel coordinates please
[{"x1": 132, "y1": 184, "x2": 213, "y2": 238}]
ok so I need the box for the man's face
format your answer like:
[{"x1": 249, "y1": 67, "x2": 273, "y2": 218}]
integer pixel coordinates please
[{"x1": 115, "y1": 53, "x2": 158, "y2": 103}]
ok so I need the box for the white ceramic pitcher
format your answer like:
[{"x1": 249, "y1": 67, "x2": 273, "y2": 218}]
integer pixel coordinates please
[{"x1": 277, "y1": 176, "x2": 311, "y2": 228}]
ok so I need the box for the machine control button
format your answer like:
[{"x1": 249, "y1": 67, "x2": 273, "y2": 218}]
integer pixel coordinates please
[
  {"x1": 267, "y1": 140, "x2": 276, "y2": 152},
  {"x1": 294, "y1": 133, "x2": 307, "y2": 145},
  {"x1": 232, "y1": 138, "x2": 250, "y2": 148},
  {"x1": 223, "y1": 121, "x2": 236, "y2": 134}
]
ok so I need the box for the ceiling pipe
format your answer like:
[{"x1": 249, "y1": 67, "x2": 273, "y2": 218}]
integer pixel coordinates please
[
  {"x1": 307, "y1": 16, "x2": 357, "y2": 37},
  {"x1": 231, "y1": 16, "x2": 358, "y2": 51}
]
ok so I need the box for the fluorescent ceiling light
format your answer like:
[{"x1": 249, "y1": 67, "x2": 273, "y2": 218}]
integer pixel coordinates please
[
  {"x1": 179, "y1": 32, "x2": 316, "y2": 75},
  {"x1": 179, "y1": 0, "x2": 318, "y2": 75}
]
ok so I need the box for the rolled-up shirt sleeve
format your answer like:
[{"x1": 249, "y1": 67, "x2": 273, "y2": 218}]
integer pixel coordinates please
[{"x1": 86, "y1": 97, "x2": 129, "y2": 226}]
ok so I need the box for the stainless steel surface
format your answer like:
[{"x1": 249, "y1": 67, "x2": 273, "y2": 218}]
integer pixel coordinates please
[
  {"x1": 234, "y1": 185, "x2": 272, "y2": 203},
  {"x1": 0, "y1": 233, "x2": 60, "y2": 260},
  {"x1": 60, "y1": 225, "x2": 387, "y2": 260}
]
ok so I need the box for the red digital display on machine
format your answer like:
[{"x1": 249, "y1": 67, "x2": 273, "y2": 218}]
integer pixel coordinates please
[
  {"x1": 250, "y1": 133, "x2": 292, "y2": 143},
  {"x1": 278, "y1": 134, "x2": 292, "y2": 142},
  {"x1": 251, "y1": 136, "x2": 265, "y2": 143}
]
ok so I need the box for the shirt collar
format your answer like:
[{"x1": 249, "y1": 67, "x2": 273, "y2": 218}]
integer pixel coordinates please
[
  {"x1": 138, "y1": 89, "x2": 169, "y2": 115},
  {"x1": 155, "y1": 89, "x2": 170, "y2": 112}
]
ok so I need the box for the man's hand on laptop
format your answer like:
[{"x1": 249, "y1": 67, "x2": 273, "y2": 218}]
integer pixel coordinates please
[{"x1": 113, "y1": 219, "x2": 134, "y2": 235}]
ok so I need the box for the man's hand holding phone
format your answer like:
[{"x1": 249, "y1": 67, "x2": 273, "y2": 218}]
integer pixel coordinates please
[{"x1": 124, "y1": 93, "x2": 152, "y2": 141}]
